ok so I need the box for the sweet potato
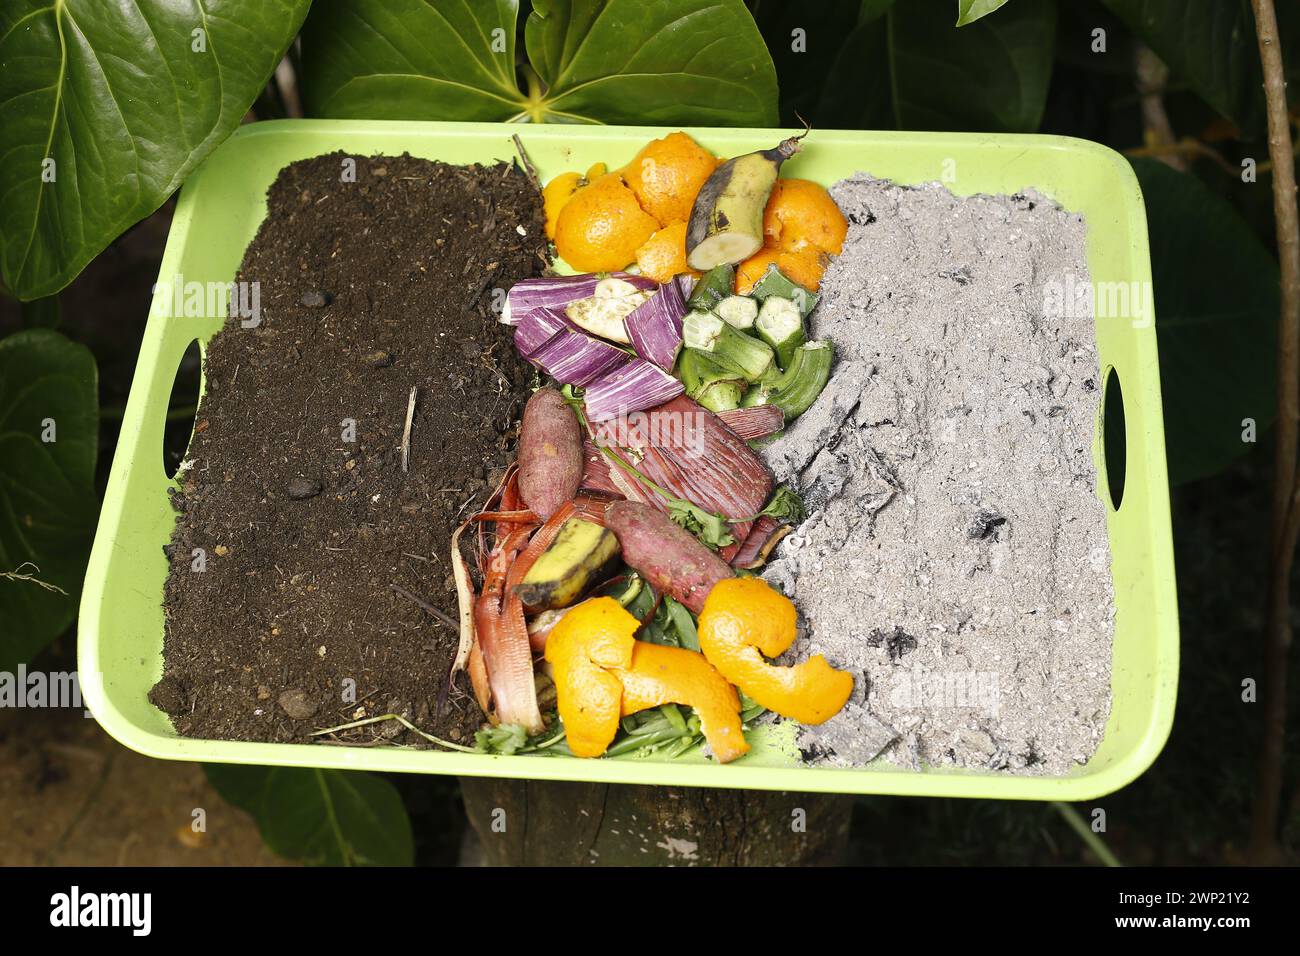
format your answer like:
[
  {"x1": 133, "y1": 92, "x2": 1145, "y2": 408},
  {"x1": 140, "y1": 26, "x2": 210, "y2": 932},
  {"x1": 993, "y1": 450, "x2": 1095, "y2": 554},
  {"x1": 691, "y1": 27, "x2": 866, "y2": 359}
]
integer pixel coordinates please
[
  {"x1": 518, "y1": 387, "x2": 582, "y2": 520},
  {"x1": 605, "y1": 500, "x2": 733, "y2": 614}
]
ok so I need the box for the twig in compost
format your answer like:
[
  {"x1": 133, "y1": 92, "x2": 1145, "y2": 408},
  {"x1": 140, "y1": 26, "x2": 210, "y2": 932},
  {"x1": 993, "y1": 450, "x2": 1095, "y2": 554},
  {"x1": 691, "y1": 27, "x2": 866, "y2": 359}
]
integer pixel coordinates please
[
  {"x1": 1251, "y1": 0, "x2": 1300, "y2": 866},
  {"x1": 401, "y1": 385, "x2": 417, "y2": 473},
  {"x1": 512, "y1": 133, "x2": 541, "y2": 190},
  {"x1": 311, "y1": 711, "x2": 565, "y2": 755},
  {"x1": 390, "y1": 583, "x2": 457, "y2": 629},
  {"x1": 310, "y1": 713, "x2": 479, "y2": 752}
]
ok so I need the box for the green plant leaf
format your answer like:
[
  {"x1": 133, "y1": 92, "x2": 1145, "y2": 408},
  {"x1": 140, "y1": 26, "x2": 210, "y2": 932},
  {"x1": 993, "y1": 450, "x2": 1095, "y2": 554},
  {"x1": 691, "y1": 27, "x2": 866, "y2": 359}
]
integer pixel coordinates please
[
  {"x1": 810, "y1": 1, "x2": 897, "y2": 129},
  {"x1": 523, "y1": 0, "x2": 778, "y2": 125},
  {"x1": 0, "y1": 329, "x2": 97, "y2": 671},
  {"x1": 956, "y1": 0, "x2": 1012, "y2": 26},
  {"x1": 0, "y1": 0, "x2": 311, "y2": 300},
  {"x1": 799, "y1": 0, "x2": 1053, "y2": 131},
  {"x1": 301, "y1": 0, "x2": 778, "y2": 126},
  {"x1": 748, "y1": 0, "x2": 876, "y2": 125},
  {"x1": 206, "y1": 765, "x2": 414, "y2": 866},
  {"x1": 888, "y1": 0, "x2": 1056, "y2": 131},
  {"x1": 1102, "y1": 0, "x2": 1299, "y2": 135},
  {"x1": 1131, "y1": 158, "x2": 1279, "y2": 484},
  {"x1": 300, "y1": 0, "x2": 524, "y2": 121}
]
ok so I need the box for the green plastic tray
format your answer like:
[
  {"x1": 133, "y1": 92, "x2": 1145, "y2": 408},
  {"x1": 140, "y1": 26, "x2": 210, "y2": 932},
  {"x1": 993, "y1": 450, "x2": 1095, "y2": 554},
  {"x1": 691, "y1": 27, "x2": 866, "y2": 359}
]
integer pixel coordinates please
[{"x1": 79, "y1": 120, "x2": 1177, "y2": 799}]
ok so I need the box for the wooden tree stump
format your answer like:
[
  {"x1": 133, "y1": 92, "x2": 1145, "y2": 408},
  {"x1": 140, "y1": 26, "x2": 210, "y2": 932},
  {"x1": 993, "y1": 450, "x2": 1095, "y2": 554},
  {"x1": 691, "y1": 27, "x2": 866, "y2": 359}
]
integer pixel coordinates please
[{"x1": 460, "y1": 778, "x2": 854, "y2": 866}]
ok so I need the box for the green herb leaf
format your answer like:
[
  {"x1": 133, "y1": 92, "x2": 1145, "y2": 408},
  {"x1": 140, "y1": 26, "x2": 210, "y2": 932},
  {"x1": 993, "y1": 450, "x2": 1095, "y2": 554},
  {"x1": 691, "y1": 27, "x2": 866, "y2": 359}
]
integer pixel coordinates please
[
  {"x1": 0, "y1": 330, "x2": 97, "y2": 671},
  {"x1": 1131, "y1": 158, "x2": 1279, "y2": 484},
  {"x1": 205, "y1": 765, "x2": 414, "y2": 866},
  {"x1": 664, "y1": 596, "x2": 701, "y2": 651},
  {"x1": 758, "y1": 485, "x2": 806, "y2": 524},
  {"x1": 0, "y1": 0, "x2": 311, "y2": 299},
  {"x1": 475, "y1": 722, "x2": 530, "y2": 755},
  {"x1": 659, "y1": 703, "x2": 689, "y2": 734},
  {"x1": 642, "y1": 601, "x2": 680, "y2": 647},
  {"x1": 624, "y1": 576, "x2": 658, "y2": 625},
  {"x1": 301, "y1": 0, "x2": 777, "y2": 126},
  {"x1": 667, "y1": 498, "x2": 735, "y2": 550}
]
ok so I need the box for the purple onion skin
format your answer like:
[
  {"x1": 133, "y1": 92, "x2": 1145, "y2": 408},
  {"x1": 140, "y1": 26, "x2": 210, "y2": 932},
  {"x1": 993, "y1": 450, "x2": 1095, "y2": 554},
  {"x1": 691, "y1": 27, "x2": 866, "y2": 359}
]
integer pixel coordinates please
[
  {"x1": 504, "y1": 272, "x2": 656, "y2": 325},
  {"x1": 584, "y1": 359, "x2": 684, "y2": 422},
  {"x1": 514, "y1": 306, "x2": 570, "y2": 357},
  {"x1": 625, "y1": 280, "x2": 686, "y2": 370},
  {"x1": 533, "y1": 330, "x2": 629, "y2": 387}
]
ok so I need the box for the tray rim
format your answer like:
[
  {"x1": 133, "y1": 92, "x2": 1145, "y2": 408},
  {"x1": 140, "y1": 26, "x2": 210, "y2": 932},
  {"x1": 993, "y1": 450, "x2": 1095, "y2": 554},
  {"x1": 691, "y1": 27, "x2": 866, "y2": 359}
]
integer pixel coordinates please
[{"x1": 78, "y1": 118, "x2": 1179, "y2": 800}]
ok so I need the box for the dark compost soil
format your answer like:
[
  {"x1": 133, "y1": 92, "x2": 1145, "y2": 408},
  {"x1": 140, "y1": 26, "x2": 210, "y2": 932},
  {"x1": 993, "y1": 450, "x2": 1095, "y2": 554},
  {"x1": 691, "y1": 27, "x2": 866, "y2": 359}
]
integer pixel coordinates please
[{"x1": 151, "y1": 152, "x2": 548, "y2": 744}]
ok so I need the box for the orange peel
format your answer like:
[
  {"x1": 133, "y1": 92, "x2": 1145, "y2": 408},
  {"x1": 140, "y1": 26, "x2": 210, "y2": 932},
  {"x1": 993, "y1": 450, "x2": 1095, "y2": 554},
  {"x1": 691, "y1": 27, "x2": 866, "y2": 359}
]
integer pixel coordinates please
[
  {"x1": 542, "y1": 163, "x2": 608, "y2": 240},
  {"x1": 542, "y1": 172, "x2": 582, "y2": 240},
  {"x1": 544, "y1": 597, "x2": 748, "y2": 762},
  {"x1": 697, "y1": 577, "x2": 852, "y2": 725},
  {"x1": 762, "y1": 178, "x2": 848, "y2": 256},
  {"x1": 634, "y1": 220, "x2": 696, "y2": 284},
  {"x1": 618, "y1": 641, "x2": 749, "y2": 764},
  {"x1": 735, "y1": 246, "x2": 827, "y2": 295},
  {"x1": 543, "y1": 597, "x2": 637, "y2": 757},
  {"x1": 621, "y1": 131, "x2": 720, "y2": 227},
  {"x1": 554, "y1": 172, "x2": 659, "y2": 273}
]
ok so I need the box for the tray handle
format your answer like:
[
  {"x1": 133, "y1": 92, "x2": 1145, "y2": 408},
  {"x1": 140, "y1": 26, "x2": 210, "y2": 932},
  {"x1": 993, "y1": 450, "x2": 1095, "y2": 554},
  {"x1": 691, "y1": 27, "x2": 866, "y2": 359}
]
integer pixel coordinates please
[{"x1": 1101, "y1": 365, "x2": 1126, "y2": 511}]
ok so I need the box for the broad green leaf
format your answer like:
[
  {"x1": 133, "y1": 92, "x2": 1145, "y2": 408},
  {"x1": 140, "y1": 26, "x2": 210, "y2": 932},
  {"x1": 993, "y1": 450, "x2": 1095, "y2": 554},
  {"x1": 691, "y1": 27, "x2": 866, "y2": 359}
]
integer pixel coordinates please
[
  {"x1": 300, "y1": 0, "x2": 524, "y2": 121},
  {"x1": 812, "y1": 1, "x2": 896, "y2": 129},
  {"x1": 1103, "y1": 0, "x2": 1299, "y2": 135},
  {"x1": 301, "y1": 0, "x2": 778, "y2": 127},
  {"x1": 790, "y1": 0, "x2": 1053, "y2": 131},
  {"x1": 206, "y1": 765, "x2": 414, "y2": 866},
  {"x1": 748, "y1": 0, "x2": 873, "y2": 125},
  {"x1": 1131, "y1": 158, "x2": 1279, "y2": 484},
  {"x1": 888, "y1": 0, "x2": 1056, "y2": 131},
  {"x1": 956, "y1": 0, "x2": 1012, "y2": 27},
  {"x1": 0, "y1": 0, "x2": 311, "y2": 300},
  {"x1": 524, "y1": 0, "x2": 778, "y2": 125},
  {"x1": 202, "y1": 763, "x2": 269, "y2": 813},
  {"x1": 0, "y1": 329, "x2": 97, "y2": 670}
]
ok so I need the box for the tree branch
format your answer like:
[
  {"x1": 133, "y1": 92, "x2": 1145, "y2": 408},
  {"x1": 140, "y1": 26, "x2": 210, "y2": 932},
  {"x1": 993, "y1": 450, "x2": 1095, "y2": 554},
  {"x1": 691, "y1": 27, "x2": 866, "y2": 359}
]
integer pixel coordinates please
[
  {"x1": 1251, "y1": 0, "x2": 1300, "y2": 865},
  {"x1": 1135, "y1": 45, "x2": 1187, "y2": 172}
]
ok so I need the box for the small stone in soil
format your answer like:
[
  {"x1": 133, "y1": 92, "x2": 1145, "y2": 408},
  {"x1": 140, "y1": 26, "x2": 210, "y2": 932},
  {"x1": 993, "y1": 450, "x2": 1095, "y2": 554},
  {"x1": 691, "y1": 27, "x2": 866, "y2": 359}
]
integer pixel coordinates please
[
  {"x1": 278, "y1": 689, "x2": 318, "y2": 720},
  {"x1": 363, "y1": 349, "x2": 394, "y2": 368},
  {"x1": 299, "y1": 290, "x2": 332, "y2": 309},
  {"x1": 287, "y1": 477, "x2": 323, "y2": 500}
]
